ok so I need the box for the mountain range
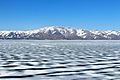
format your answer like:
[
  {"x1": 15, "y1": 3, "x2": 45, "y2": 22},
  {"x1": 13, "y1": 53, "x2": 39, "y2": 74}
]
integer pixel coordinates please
[{"x1": 0, "y1": 26, "x2": 120, "y2": 40}]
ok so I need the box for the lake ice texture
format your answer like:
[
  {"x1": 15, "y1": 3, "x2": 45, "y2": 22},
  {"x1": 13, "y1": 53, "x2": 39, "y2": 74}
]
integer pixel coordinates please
[{"x1": 0, "y1": 40, "x2": 120, "y2": 80}]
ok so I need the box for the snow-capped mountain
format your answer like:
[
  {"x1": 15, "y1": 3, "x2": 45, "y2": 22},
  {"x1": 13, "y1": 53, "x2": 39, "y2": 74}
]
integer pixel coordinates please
[{"x1": 0, "y1": 26, "x2": 120, "y2": 40}]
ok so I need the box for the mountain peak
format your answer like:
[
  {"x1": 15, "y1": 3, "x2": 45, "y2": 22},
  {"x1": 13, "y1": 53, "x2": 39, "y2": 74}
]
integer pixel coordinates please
[{"x1": 0, "y1": 26, "x2": 120, "y2": 40}]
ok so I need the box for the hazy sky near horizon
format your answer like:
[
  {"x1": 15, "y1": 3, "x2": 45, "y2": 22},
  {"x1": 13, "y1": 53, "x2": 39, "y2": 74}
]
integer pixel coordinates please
[{"x1": 0, "y1": 0, "x2": 120, "y2": 30}]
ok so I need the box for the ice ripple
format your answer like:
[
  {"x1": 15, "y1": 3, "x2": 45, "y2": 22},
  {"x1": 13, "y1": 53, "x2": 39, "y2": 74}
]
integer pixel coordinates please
[{"x1": 0, "y1": 40, "x2": 120, "y2": 80}]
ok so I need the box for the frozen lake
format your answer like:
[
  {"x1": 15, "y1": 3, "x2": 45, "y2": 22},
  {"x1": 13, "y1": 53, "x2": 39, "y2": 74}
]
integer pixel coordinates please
[{"x1": 0, "y1": 40, "x2": 120, "y2": 80}]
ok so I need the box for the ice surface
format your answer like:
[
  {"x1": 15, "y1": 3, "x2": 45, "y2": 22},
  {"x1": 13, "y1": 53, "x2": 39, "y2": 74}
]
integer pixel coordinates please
[{"x1": 0, "y1": 40, "x2": 120, "y2": 80}]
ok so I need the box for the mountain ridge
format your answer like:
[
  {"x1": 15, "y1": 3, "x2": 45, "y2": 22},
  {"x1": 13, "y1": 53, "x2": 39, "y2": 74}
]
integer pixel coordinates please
[{"x1": 0, "y1": 26, "x2": 120, "y2": 40}]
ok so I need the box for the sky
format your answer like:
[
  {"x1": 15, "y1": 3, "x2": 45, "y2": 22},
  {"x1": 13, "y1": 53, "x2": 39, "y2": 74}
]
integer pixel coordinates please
[{"x1": 0, "y1": 0, "x2": 120, "y2": 30}]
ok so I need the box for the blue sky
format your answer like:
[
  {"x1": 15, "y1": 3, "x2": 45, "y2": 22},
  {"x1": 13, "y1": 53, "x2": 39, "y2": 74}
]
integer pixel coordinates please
[{"x1": 0, "y1": 0, "x2": 120, "y2": 30}]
